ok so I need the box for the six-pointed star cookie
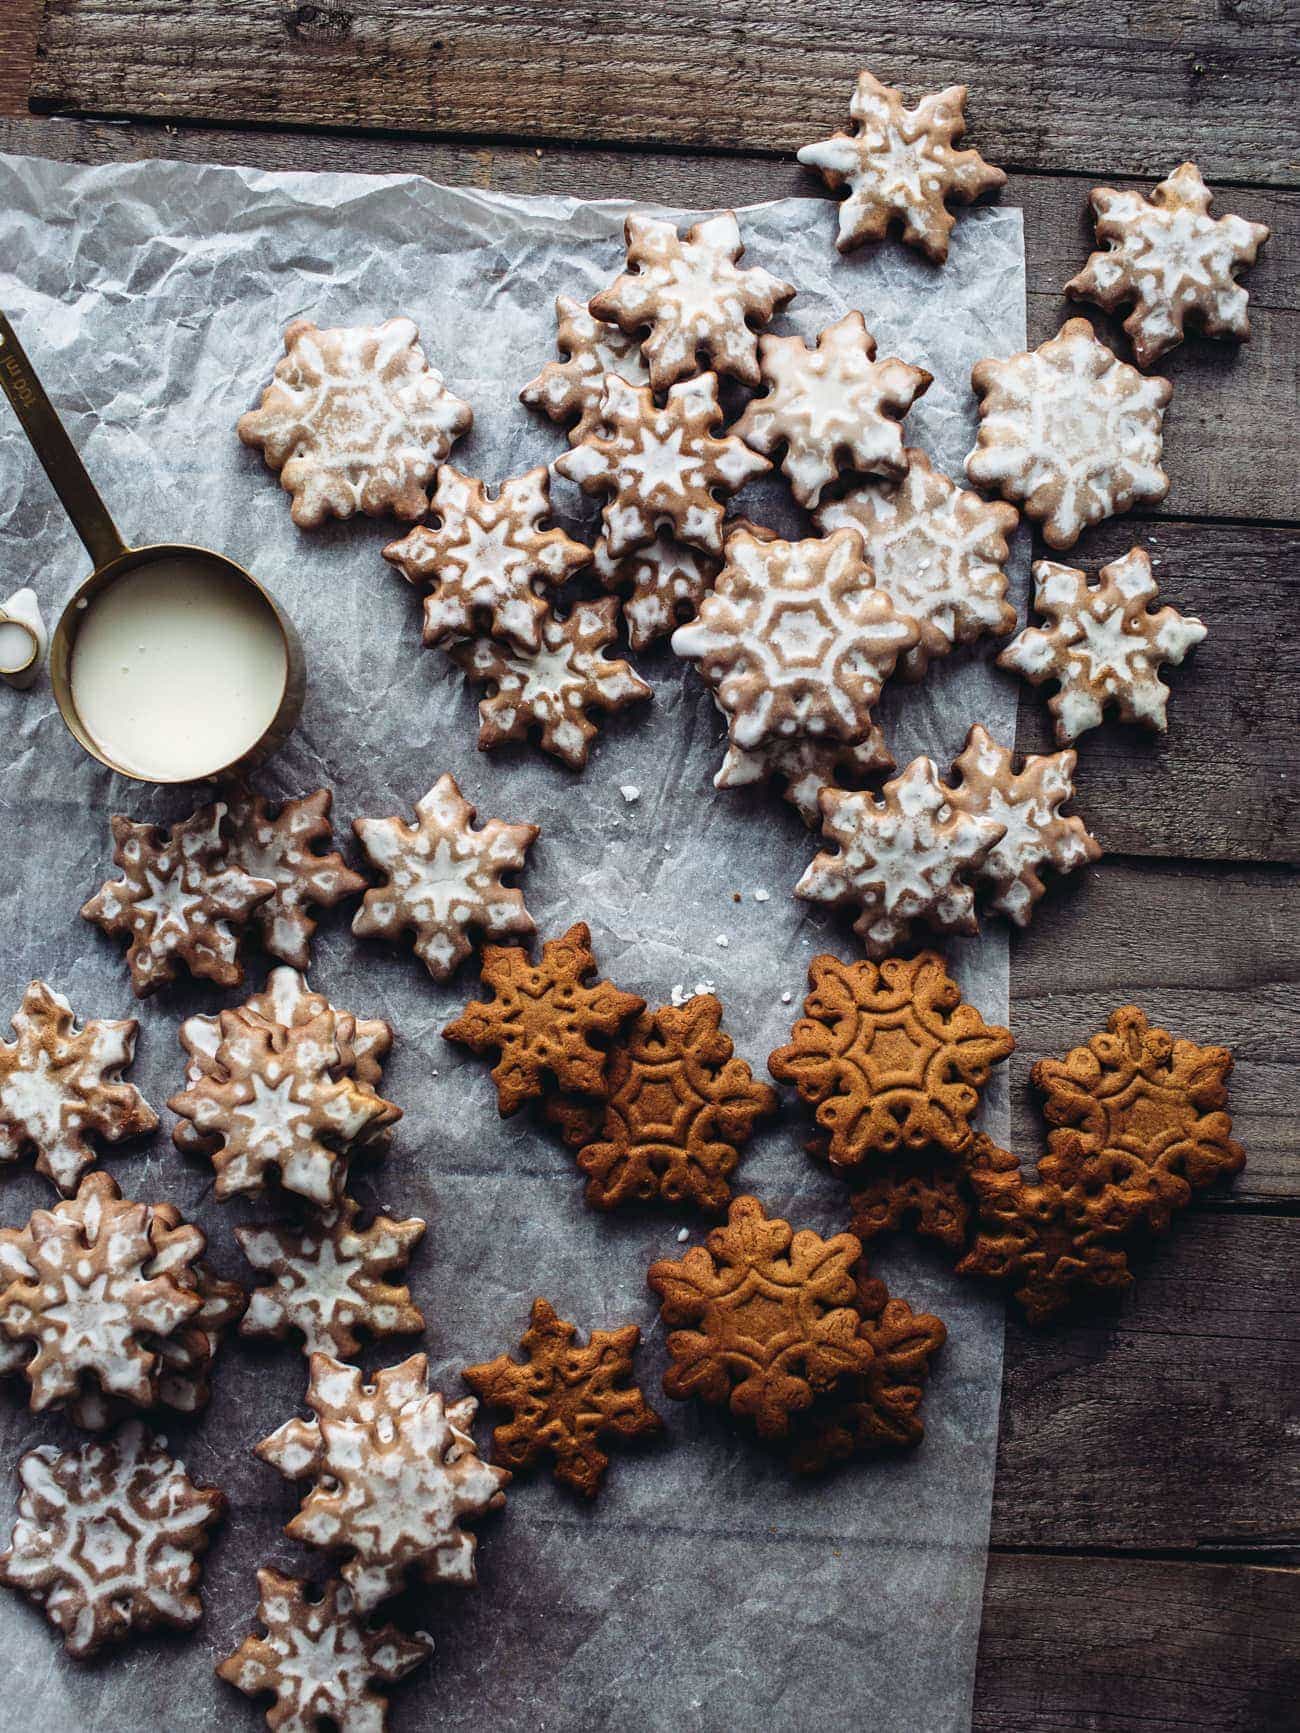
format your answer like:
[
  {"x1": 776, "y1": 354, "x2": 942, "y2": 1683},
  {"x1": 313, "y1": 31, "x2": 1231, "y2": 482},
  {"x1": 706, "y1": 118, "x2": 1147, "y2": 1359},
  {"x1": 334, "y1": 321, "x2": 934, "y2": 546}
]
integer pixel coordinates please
[
  {"x1": 591, "y1": 532, "x2": 721, "y2": 650},
  {"x1": 521, "y1": 291, "x2": 652, "y2": 443},
  {"x1": 713, "y1": 723, "x2": 896, "y2": 827},
  {"x1": 223, "y1": 786, "x2": 367, "y2": 973}
]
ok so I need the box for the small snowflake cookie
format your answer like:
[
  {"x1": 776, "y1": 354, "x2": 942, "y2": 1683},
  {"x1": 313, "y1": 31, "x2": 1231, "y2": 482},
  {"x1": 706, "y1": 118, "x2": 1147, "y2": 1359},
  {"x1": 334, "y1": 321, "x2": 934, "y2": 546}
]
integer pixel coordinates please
[
  {"x1": 238, "y1": 316, "x2": 473, "y2": 528},
  {"x1": 592, "y1": 533, "x2": 721, "y2": 651},
  {"x1": 223, "y1": 785, "x2": 368, "y2": 972},
  {"x1": 965, "y1": 318, "x2": 1173, "y2": 550},
  {"x1": 521, "y1": 291, "x2": 651, "y2": 444},
  {"x1": 798, "y1": 69, "x2": 1005, "y2": 263},
  {"x1": 714, "y1": 725, "x2": 895, "y2": 827},
  {"x1": 589, "y1": 211, "x2": 795, "y2": 390},
  {"x1": 998, "y1": 547, "x2": 1207, "y2": 743},
  {"x1": 1066, "y1": 163, "x2": 1270, "y2": 369}
]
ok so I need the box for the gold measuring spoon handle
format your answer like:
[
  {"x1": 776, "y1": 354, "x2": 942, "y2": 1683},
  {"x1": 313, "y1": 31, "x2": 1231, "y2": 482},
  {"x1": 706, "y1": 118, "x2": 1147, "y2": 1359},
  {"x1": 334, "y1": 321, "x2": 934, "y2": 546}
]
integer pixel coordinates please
[{"x1": 0, "y1": 307, "x2": 127, "y2": 570}]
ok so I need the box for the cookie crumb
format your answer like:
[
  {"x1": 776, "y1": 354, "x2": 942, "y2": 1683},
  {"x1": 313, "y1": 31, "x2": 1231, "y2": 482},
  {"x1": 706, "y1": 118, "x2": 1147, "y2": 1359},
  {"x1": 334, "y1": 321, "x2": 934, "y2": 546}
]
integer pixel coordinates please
[
  {"x1": 781, "y1": 991, "x2": 793, "y2": 1004},
  {"x1": 753, "y1": 888, "x2": 770, "y2": 902},
  {"x1": 670, "y1": 979, "x2": 716, "y2": 1007},
  {"x1": 619, "y1": 784, "x2": 641, "y2": 803},
  {"x1": 677, "y1": 1228, "x2": 691, "y2": 1243},
  {"x1": 715, "y1": 934, "x2": 730, "y2": 948}
]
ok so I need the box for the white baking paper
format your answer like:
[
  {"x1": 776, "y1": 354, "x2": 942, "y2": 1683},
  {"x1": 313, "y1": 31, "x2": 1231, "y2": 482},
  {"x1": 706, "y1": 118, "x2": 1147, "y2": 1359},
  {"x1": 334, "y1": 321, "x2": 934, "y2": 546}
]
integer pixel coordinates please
[{"x1": 0, "y1": 151, "x2": 1026, "y2": 1733}]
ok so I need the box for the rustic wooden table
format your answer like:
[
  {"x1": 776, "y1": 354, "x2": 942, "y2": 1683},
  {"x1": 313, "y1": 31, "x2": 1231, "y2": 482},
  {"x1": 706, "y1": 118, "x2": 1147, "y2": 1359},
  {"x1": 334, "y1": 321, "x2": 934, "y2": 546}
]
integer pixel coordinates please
[{"x1": 1, "y1": 3, "x2": 1297, "y2": 1727}]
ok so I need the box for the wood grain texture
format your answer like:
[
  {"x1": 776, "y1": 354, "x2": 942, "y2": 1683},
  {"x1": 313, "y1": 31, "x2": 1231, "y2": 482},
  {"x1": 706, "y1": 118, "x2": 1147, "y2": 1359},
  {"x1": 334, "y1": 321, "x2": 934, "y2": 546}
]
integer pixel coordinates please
[
  {"x1": 28, "y1": 0, "x2": 1300, "y2": 185},
  {"x1": 0, "y1": 1, "x2": 39, "y2": 119}
]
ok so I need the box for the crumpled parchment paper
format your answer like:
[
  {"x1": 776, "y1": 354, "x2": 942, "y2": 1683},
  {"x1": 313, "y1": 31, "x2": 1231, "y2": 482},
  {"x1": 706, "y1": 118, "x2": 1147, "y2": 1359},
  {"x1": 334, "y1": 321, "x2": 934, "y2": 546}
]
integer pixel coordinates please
[{"x1": 0, "y1": 151, "x2": 1026, "y2": 1733}]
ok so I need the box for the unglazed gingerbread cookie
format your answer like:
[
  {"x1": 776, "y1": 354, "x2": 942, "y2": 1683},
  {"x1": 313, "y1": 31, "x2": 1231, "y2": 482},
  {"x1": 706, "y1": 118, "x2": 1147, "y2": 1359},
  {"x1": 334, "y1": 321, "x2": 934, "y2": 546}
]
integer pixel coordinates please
[
  {"x1": 965, "y1": 318, "x2": 1172, "y2": 549},
  {"x1": 0, "y1": 981, "x2": 157, "y2": 1195},
  {"x1": 846, "y1": 1153, "x2": 974, "y2": 1252},
  {"x1": 592, "y1": 533, "x2": 721, "y2": 651},
  {"x1": 223, "y1": 785, "x2": 367, "y2": 972},
  {"x1": 1066, "y1": 163, "x2": 1270, "y2": 368},
  {"x1": 238, "y1": 316, "x2": 472, "y2": 527},
  {"x1": 815, "y1": 448, "x2": 1019, "y2": 680},
  {"x1": 383, "y1": 464, "x2": 591, "y2": 655},
  {"x1": 554, "y1": 372, "x2": 770, "y2": 558},
  {"x1": 352, "y1": 773, "x2": 539, "y2": 980},
  {"x1": 81, "y1": 803, "x2": 274, "y2": 997},
  {"x1": 449, "y1": 597, "x2": 653, "y2": 770},
  {"x1": 732, "y1": 313, "x2": 931, "y2": 507},
  {"x1": 713, "y1": 724, "x2": 895, "y2": 828},
  {"x1": 998, "y1": 548, "x2": 1207, "y2": 743},
  {"x1": 520, "y1": 292, "x2": 651, "y2": 443},
  {"x1": 798, "y1": 70, "x2": 1005, "y2": 262},
  {"x1": 589, "y1": 211, "x2": 795, "y2": 390}
]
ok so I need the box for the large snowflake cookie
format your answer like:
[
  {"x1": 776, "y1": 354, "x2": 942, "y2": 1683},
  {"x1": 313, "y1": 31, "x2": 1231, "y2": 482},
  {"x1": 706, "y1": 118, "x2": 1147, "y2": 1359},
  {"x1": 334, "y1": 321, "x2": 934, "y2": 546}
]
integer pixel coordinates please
[
  {"x1": 798, "y1": 69, "x2": 1005, "y2": 263},
  {"x1": 592, "y1": 533, "x2": 720, "y2": 651},
  {"x1": 384, "y1": 464, "x2": 590, "y2": 655},
  {"x1": 815, "y1": 447, "x2": 1018, "y2": 680},
  {"x1": 713, "y1": 726, "x2": 895, "y2": 827},
  {"x1": 238, "y1": 316, "x2": 473, "y2": 528},
  {"x1": 352, "y1": 773, "x2": 538, "y2": 980},
  {"x1": 1066, "y1": 163, "x2": 1270, "y2": 369},
  {"x1": 520, "y1": 292, "x2": 652, "y2": 444},
  {"x1": 223, "y1": 785, "x2": 367, "y2": 972},
  {"x1": 671, "y1": 527, "x2": 918, "y2": 751},
  {"x1": 0, "y1": 1422, "x2": 221, "y2": 1656},
  {"x1": 589, "y1": 211, "x2": 795, "y2": 391},
  {"x1": 554, "y1": 372, "x2": 770, "y2": 558},
  {"x1": 965, "y1": 318, "x2": 1172, "y2": 550},
  {"x1": 256, "y1": 1352, "x2": 509, "y2": 1611},
  {"x1": 732, "y1": 312, "x2": 931, "y2": 507},
  {"x1": 0, "y1": 980, "x2": 157, "y2": 1195},
  {"x1": 998, "y1": 547, "x2": 1207, "y2": 743}
]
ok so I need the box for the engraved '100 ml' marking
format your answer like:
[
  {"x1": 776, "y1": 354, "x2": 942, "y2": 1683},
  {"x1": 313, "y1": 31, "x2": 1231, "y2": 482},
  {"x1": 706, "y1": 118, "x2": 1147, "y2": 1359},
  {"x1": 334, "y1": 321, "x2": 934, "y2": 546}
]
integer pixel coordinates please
[{"x1": 1, "y1": 351, "x2": 37, "y2": 408}]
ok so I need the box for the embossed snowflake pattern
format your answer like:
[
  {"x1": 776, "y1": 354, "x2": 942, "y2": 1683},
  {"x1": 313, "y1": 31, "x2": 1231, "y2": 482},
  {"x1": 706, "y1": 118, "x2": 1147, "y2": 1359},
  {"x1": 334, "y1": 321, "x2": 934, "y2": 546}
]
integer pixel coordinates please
[
  {"x1": 520, "y1": 292, "x2": 652, "y2": 444},
  {"x1": 591, "y1": 532, "x2": 721, "y2": 650},
  {"x1": 223, "y1": 786, "x2": 367, "y2": 972}
]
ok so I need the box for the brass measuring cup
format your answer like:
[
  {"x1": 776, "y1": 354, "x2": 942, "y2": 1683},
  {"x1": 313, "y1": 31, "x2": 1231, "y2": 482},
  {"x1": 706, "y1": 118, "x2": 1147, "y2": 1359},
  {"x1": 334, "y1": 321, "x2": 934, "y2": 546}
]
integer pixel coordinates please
[{"x1": 0, "y1": 307, "x2": 305, "y2": 783}]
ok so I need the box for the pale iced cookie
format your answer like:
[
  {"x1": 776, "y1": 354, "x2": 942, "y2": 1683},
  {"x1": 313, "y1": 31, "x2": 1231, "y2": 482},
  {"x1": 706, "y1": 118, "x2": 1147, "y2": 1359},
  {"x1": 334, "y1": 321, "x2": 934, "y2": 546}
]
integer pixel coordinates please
[
  {"x1": 592, "y1": 532, "x2": 720, "y2": 651},
  {"x1": 255, "y1": 1352, "x2": 509, "y2": 1611},
  {"x1": 714, "y1": 724, "x2": 895, "y2": 827},
  {"x1": 589, "y1": 211, "x2": 796, "y2": 391},
  {"x1": 81, "y1": 802, "x2": 275, "y2": 998},
  {"x1": 815, "y1": 448, "x2": 1019, "y2": 680},
  {"x1": 945, "y1": 724, "x2": 1102, "y2": 925},
  {"x1": 0, "y1": 981, "x2": 157, "y2": 1196},
  {"x1": 998, "y1": 547, "x2": 1207, "y2": 743},
  {"x1": 0, "y1": 1423, "x2": 221, "y2": 1657},
  {"x1": 965, "y1": 318, "x2": 1172, "y2": 550},
  {"x1": 795, "y1": 756, "x2": 1007, "y2": 957},
  {"x1": 218, "y1": 1569, "x2": 432, "y2": 1733},
  {"x1": 520, "y1": 292, "x2": 651, "y2": 444},
  {"x1": 237, "y1": 1197, "x2": 426, "y2": 1358},
  {"x1": 798, "y1": 70, "x2": 1005, "y2": 263},
  {"x1": 732, "y1": 313, "x2": 931, "y2": 508},
  {"x1": 352, "y1": 773, "x2": 539, "y2": 980},
  {"x1": 450, "y1": 596, "x2": 653, "y2": 770},
  {"x1": 671, "y1": 528, "x2": 918, "y2": 750},
  {"x1": 238, "y1": 316, "x2": 473, "y2": 528},
  {"x1": 383, "y1": 464, "x2": 591, "y2": 655},
  {"x1": 223, "y1": 786, "x2": 367, "y2": 972},
  {"x1": 554, "y1": 372, "x2": 770, "y2": 559},
  {"x1": 1066, "y1": 163, "x2": 1270, "y2": 369}
]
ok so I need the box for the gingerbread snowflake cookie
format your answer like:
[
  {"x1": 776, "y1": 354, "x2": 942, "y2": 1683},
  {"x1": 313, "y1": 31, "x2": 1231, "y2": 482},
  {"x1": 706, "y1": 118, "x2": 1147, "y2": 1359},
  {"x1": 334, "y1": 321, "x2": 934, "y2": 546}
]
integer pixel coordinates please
[
  {"x1": 384, "y1": 464, "x2": 590, "y2": 655},
  {"x1": 554, "y1": 372, "x2": 770, "y2": 558},
  {"x1": 223, "y1": 785, "x2": 367, "y2": 972},
  {"x1": 998, "y1": 548, "x2": 1206, "y2": 743},
  {"x1": 592, "y1": 533, "x2": 720, "y2": 650},
  {"x1": 965, "y1": 318, "x2": 1172, "y2": 549},
  {"x1": 521, "y1": 292, "x2": 652, "y2": 443},
  {"x1": 0, "y1": 1423, "x2": 221, "y2": 1656},
  {"x1": 798, "y1": 69, "x2": 1005, "y2": 262},
  {"x1": 256, "y1": 1352, "x2": 509, "y2": 1611},
  {"x1": 713, "y1": 725, "x2": 895, "y2": 828},
  {"x1": 1066, "y1": 163, "x2": 1270, "y2": 368},
  {"x1": 238, "y1": 316, "x2": 472, "y2": 527},
  {"x1": 352, "y1": 773, "x2": 539, "y2": 980},
  {"x1": 732, "y1": 313, "x2": 931, "y2": 508},
  {"x1": 589, "y1": 211, "x2": 795, "y2": 390},
  {"x1": 815, "y1": 448, "x2": 1018, "y2": 680}
]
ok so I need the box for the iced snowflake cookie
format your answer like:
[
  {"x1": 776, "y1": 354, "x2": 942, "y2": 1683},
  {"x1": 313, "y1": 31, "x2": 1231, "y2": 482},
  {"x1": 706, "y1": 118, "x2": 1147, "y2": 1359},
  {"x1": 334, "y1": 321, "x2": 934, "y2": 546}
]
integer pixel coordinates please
[
  {"x1": 256, "y1": 1352, "x2": 509, "y2": 1611},
  {"x1": 554, "y1": 372, "x2": 770, "y2": 558},
  {"x1": 384, "y1": 464, "x2": 591, "y2": 655},
  {"x1": 352, "y1": 773, "x2": 539, "y2": 980},
  {"x1": 592, "y1": 532, "x2": 721, "y2": 650},
  {"x1": 815, "y1": 448, "x2": 1019, "y2": 680},
  {"x1": 714, "y1": 725, "x2": 895, "y2": 827},
  {"x1": 965, "y1": 318, "x2": 1172, "y2": 550},
  {"x1": 1066, "y1": 163, "x2": 1270, "y2": 369},
  {"x1": 589, "y1": 211, "x2": 795, "y2": 391},
  {"x1": 798, "y1": 69, "x2": 1005, "y2": 262},
  {"x1": 218, "y1": 1569, "x2": 433, "y2": 1733},
  {"x1": 81, "y1": 802, "x2": 275, "y2": 998},
  {"x1": 449, "y1": 597, "x2": 653, "y2": 771},
  {"x1": 0, "y1": 980, "x2": 157, "y2": 1195},
  {"x1": 238, "y1": 316, "x2": 473, "y2": 528},
  {"x1": 998, "y1": 548, "x2": 1207, "y2": 743},
  {"x1": 671, "y1": 527, "x2": 918, "y2": 751},
  {"x1": 0, "y1": 1423, "x2": 222, "y2": 1657},
  {"x1": 732, "y1": 313, "x2": 931, "y2": 508},
  {"x1": 223, "y1": 786, "x2": 367, "y2": 972},
  {"x1": 795, "y1": 756, "x2": 1006, "y2": 957},
  {"x1": 521, "y1": 292, "x2": 652, "y2": 445}
]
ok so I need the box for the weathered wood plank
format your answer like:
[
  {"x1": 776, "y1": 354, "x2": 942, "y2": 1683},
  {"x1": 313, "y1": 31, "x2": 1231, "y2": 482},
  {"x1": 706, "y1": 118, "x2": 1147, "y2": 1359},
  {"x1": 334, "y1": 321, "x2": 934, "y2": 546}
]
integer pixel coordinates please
[
  {"x1": 28, "y1": 0, "x2": 1300, "y2": 185},
  {"x1": 0, "y1": 1, "x2": 39, "y2": 119},
  {"x1": 975, "y1": 1553, "x2": 1300, "y2": 1732}
]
